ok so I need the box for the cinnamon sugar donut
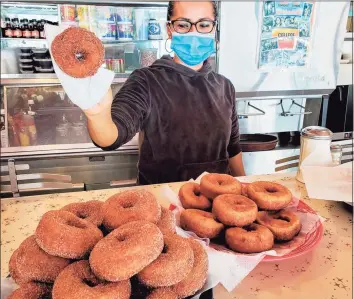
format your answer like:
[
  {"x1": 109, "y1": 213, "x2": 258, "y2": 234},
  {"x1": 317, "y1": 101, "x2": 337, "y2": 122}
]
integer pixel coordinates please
[
  {"x1": 51, "y1": 27, "x2": 104, "y2": 78},
  {"x1": 225, "y1": 223, "x2": 274, "y2": 253},
  {"x1": 147, "y1": 288, "x2": 178, "y2": 299},
  {"x1": 35, "y1": 210, "x2": 103, "y2": 259},
  {"x1": 102, "y1": 190, "x2": 161, "y2": 231},
  {"x1": 200, "y1": 173, "x2": 242, "y2": 199},
  {"x1": 171, "y1": 239, "x2": 208, "y2": 298},
  {"x1": 52, "y1": 260, "x2": 131, "y2": 299},
  {"x1": 90, "y1": 221, "x2": 163, "y2": 281},
  {"x1": 256, "y1": 210, "x2": 302, "y2": 241},
  {"x1": 212, "y1": 194, "x2": 258, "y2": 227},
  {"x1": 157, "y1": 207, "x2": 176, "y2": 235},
  {"x1": 247, "y1": 181, "x2": 292, "y2": 210},
  {"x1": 179, "y1": 182, "x2": 211, "y2": 210},
  {"x1": 61, "y1": 200, "x2": 104, "y2": 227},
  {"x1": 9, "y1": 235, "x2": 70, "y2": 284},
  {"x1": 180, "y1": 209, "x2": 224, "y2": 239},
  {"x1": 138, "y1": 234, "x2": 194, "y2": 287},
  {"x1": 8, "y1": 282, "x2": 52, "y2": 299}
]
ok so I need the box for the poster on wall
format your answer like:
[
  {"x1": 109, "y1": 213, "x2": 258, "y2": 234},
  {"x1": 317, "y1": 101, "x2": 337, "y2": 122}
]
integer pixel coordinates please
[{"x1": 258, "y1": 1, "x2": 316, "y2": 69}]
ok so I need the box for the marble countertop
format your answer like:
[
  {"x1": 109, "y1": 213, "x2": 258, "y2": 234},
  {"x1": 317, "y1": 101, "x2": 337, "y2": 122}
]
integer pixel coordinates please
[{"x1": 1, "y1": 172, "x2": 352, "y2": 299}]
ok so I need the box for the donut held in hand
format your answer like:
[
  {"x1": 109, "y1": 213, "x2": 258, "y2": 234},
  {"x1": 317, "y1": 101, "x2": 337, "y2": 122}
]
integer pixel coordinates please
[
  {"x1": 102, "y1": 190, "x2": 161, "y2": 231},
  {"x1": 225, "y1": 223, "x2": 274, "y2": 253},
  {"x1": 247, "y1": 181, "x2": 292, "y2": 210},
  {"x1": 52, "y1": 260, "x2": 131, "y2": 299},
  {"x1": 9, "y1": 235, "x2": 70, "y2": 284},
  {"x1": 35, "y1": 210, "x2": 103, "y2": 259},
  {"x1": 179, "y1": 182, "x2": 211, "y2": 210},
  {"x1": 51, "y1": 27, "x2": 104, "y2": 78},
  {"x1": 212, "y1": 194, "x2": 258, "y2": 227},
  {"x1": 90, "y1": 221, "x2": 163, "y2": 281},
  {"x1": 180, "y1": 209, "x2": 224, "y2": 239},
  {"x1": 256, "y1": 210, "x2": 302, "y2": 241},
  {"x1": 200, "y1": 173, "x2": 242, "y2": 199}
]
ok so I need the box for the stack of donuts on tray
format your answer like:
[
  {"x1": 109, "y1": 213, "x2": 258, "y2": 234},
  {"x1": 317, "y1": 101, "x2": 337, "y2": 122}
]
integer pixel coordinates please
[
  {"x1": 179, "y1": 173, "x2": 302, "y2": 254},
  {"x1": 7, "y1": 190, "x2": 208, "y2": 299}
]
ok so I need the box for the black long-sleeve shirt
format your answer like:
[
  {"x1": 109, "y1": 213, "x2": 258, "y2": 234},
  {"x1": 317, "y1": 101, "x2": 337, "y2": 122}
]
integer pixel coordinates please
[{"x1": 97, "y1": 55, "x2": 241, "y2": 184}]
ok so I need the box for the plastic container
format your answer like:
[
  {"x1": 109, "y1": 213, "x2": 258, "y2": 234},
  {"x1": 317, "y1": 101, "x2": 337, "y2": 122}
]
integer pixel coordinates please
[
  {"x1": 20, "y1": 48, "x2": 32, "y2": 54},
  {"x1": 117, "y1": 21, "x2": 133, "y2": 41},
  {"x1": 33, "y1": 58, "x2": 53, "y2": 69},
  {"x1": 134, "y1": 8, "x2": 149, "y2": 40},
  {"x1": 148, "y1": 19, "x2": 162, "y2": 40}
]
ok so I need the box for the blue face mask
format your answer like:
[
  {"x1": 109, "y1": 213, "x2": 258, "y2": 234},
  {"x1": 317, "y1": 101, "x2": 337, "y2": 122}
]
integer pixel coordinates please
[{"x1": 170, "y1": 32, "x2": 216, "y2": 66}]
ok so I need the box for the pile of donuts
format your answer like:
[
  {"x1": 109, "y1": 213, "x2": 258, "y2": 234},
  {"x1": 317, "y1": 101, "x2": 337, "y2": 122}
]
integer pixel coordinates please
[
  {"x1": 7, "y1": 190, "x2": 208, "y2": 299},
  {"x1": 179, "y1": 173, "x2": 302, "y2": 254}
]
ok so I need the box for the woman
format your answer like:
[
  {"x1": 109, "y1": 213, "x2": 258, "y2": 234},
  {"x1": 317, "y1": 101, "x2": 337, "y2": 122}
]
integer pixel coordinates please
[{"x1": 85, "y1": 1, "x2": 245, "y2": 185}]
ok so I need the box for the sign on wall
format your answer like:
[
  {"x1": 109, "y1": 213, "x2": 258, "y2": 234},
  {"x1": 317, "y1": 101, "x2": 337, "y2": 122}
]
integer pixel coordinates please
[{"x1": 258, "y1": 1, "x2": 317, "y2": 69}]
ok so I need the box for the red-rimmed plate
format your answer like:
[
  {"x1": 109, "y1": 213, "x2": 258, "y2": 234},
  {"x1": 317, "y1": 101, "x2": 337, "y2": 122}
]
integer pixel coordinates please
[{"x1": 262, "y1": 199, "x2": 324, "y2": 262}]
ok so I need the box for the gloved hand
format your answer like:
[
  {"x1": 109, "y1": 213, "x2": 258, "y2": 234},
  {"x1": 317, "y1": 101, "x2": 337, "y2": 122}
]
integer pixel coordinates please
[{"x1": 45, "y1": 24, "x2": 115, "y2": 110}]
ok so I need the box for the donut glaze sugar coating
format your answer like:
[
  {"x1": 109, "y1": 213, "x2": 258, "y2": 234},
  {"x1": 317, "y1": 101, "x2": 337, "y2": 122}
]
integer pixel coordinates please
[
  {"x1": 200, "y1": 173, "x2": 242, "y2": 199},
  {"x1": 51, "y1": 27, "x2": 104, "y2": 78},
  {"x1": 102, "y1": 190, "x2": 161, "y2": 231},
  {"x1": 52, "y1": 260, "x2": 131, "y2": 299},
  {"x1": 138, "y1": 234, "x2": 194, "y2": 287},
  {"x1": 35, "y1": 210, "x2": 103, "y2": 259},
  {"x1": 212, "y1": 194, "x2": 258, "y2": 227},
  {"x1": 256, "y1": 210, "x2": 302, "y2": 241},
  {"x1": 8, "y1": 282, "x2": 52, "y2": 299},
  {"x1": 157, "y1": 207, "x2": 176, "y2": 236},
  {"x1": 171, "y1": 239, "x2": 208, "y2": 298},
  {"x1": 180, "y1": 209, "x2": 224, "y2": 239},
  {"x1": 225, "y1": 223, "x2": 274, "y2": 253},
  {"x1": 61, "y1": 200, "x2": 104, "y2": 226},
  {"x1": 147, "y1": 288, "x2": 178, "y2": 299},
  {"x1": 90, "y1": 221, "x2": 163, "y2": 281},
  {"x1": 178, "y1": 182, "x2": 211, "y2": 210},
  {"x1": 8, "y1": 235, "x2": 70, "y2": 284},
  {"x1": 247, "y1": 181, "x2": 292, "y2": 210}
]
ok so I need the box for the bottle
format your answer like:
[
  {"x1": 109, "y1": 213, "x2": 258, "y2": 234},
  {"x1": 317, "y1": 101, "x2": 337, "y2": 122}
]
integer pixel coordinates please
[
  {"x1": 39, "y1": 19, "x2": 46, "y2": 39},
  {"x1": 148, "y1": 18, "x2": 162, "y2": 40},
  {"x1": 4, "y1": 17, "x2": 13, "y2": 38},
  {"x1": 22, "y1": 19, "x2": 31, "y2": 39},
  {"x1": 28, "y1": 19, "x2": 33, "y2": 37},
  {"x1": 31, "y1": 19, "x2": 39, "y2": 39},
  {"x1": 12, "y1": 18, "x2": 22, "y2": 38},
  {"x1": 1, "y1": 16, "x2": 6, "y2": 37}
]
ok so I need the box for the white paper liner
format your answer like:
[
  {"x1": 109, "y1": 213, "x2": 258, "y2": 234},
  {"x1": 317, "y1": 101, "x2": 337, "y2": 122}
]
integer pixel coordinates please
[
  {"x1": 301, "y1": 149, "x2": 353, "y2": 203},
  {"x1": 45, "y1": 24, "x2": 115, "y2": 110},
  {"x1": 161, "y1": 172, "x2": 325, "y2": 293}
]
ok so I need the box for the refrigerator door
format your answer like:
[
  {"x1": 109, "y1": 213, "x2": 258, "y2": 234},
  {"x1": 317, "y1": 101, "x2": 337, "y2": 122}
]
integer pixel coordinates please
[{"x1": 218, "y1": 1, "x2": 350, "y2": 97}]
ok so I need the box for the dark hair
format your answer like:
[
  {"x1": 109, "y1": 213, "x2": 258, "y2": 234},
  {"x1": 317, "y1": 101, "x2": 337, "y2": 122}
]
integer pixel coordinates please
[{"x1": 167, "y1": 1, "x2": 218, "y2": 21}]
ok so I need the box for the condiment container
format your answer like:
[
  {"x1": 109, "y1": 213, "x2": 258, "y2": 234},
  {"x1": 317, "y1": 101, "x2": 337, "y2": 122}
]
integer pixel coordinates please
[
  {"x1": 296, "y1": 126, "x2": 333, "y2": 183},
  {"x1": 148, "y1": 19, "x2": 162, "y2": 40},
  {"x1": 330, "y1": 144, "x2": 343, "y2": 166}
]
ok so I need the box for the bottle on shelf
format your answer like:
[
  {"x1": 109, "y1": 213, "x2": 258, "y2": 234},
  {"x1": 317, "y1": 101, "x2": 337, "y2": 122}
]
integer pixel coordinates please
[
  {"x1": 12, "y1": 18, "x2": 22, "y2": 38},
  {"x1": 39, "y1": 19, "x2": 46, "y2": 39},
  {"x1": 4, "y1": 17, "x2": 13, "y2": 38},
  {"x1": 28, "y1": 19, "x2": 33, "y2": 38},
  {"x1": 1, "y1": 16, "x2": 6, "y2": 37},
  {"x1": 22, "y1": 19, "x2": 31, "y2": 39},
  {"x1": 31, "y1": 19, "x2": 40, "y2": 39}
]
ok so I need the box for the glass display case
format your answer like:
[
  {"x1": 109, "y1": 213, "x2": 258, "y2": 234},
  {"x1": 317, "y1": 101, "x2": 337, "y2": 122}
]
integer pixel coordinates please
[{"x1": 0, "y1": 0, "x2": 219, "y2": 158}]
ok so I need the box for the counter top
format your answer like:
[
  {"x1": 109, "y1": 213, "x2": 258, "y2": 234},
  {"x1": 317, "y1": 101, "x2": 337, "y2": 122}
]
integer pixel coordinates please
[{"x1": 1, "y1": 172, "x2": 352, "y2": 299}]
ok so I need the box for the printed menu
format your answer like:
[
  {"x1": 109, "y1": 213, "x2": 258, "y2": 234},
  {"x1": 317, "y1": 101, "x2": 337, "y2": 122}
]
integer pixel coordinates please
[{"x1": 258, "y1": 1, "x2": 316, "y2": 69}]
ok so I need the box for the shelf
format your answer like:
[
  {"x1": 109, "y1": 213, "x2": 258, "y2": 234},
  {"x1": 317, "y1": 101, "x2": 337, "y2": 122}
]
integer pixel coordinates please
[
  {"x1": 2, "y1": 1, "x2": 168, "y2": 7},
  {"x1": 1, "y1": 73, "x2": 130, "y2": 85}
]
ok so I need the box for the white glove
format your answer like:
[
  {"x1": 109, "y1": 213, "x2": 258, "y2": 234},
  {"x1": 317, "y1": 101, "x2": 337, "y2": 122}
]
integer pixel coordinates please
[{"x1": 45, "y1": 24, "x2": 115, "y2": 110}]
